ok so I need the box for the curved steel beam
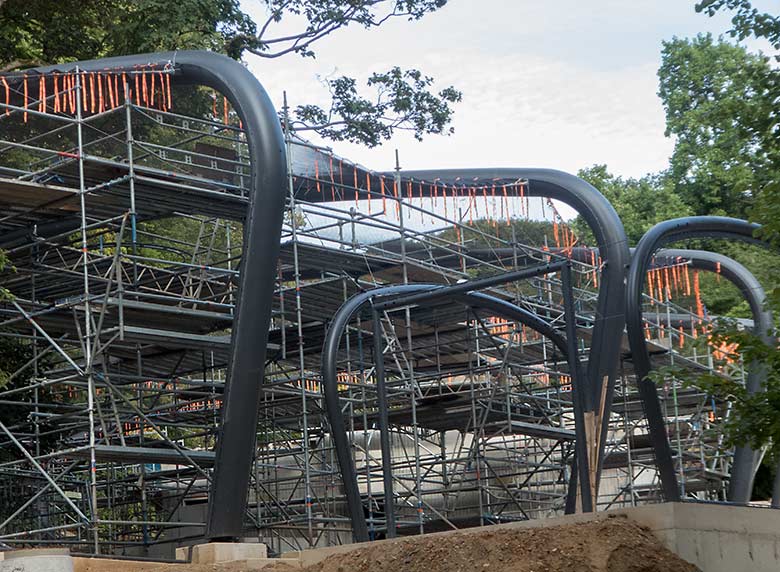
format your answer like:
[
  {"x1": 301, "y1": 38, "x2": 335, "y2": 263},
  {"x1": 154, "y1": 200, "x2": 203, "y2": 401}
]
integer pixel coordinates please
[
  {"x1": 322, "y1": 284, "x2": 575, "y2": 541},
  {"x1": 626, "y1": 217, "x2": 766, "y2": 502},
  {"x1": 656, "y1": 249, "x2": 772, "y2": 502},
  {"x1": 527, "y1": 244, "x2": 772, "y2": 501},
  {"x1": 398, "y1": 168, "x2": 630, "y2": 489},
  {"x1": 25, "y1": 52, "x2": 287, "y2": 540}
]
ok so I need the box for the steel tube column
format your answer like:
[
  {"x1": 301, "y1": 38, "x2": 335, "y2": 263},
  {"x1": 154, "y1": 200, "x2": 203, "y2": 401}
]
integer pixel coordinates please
[
  {"x1": 321, "y1": 282, "x2": 577, "y2": 541},
  {"x1": 555, "y1": 245, "x2": 773, "y2": 501},
  {"x1": 626, "y1": 217, "x2": 764, "y2": 501},
  {"x1": 27, "y1": 51, "x2": 288, "y2": 540},
  {"x1": 657, "y1": 249, "x2": 772, "y2": 502},
  {"x1": 561, "y1": 263, "x2": 593, "y2": 511}
]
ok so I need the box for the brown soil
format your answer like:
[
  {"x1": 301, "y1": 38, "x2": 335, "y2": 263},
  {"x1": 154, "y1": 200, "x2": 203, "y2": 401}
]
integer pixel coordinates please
[
  {"x1": 73, "y1": 515, "x2": 700, "y2": 572},
  {"x1": 300, "y1": 516, "x2": 700, "y2": 572}
]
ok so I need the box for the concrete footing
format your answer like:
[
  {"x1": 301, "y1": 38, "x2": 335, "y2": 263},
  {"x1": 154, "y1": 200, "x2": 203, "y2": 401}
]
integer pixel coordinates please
[
  {"x1": 175, "y1": 542, "x2": 268, "y2": 563},
  {"x1": 1, "y1": 549, "x2": 73, "y2": 572}
]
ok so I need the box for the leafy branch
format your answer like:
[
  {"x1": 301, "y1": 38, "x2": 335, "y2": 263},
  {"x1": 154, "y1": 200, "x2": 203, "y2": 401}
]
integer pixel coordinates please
[
  {"x1": 290, "y1": 66, "x2": 462, "y2": 147},
  {"x1": 696, "y1": 0, "x2": 780, "y2": 50},
  {"x1": 235, "y1": 0, "x2": 447, "y2": 59},
  {"x1": 656, "y1": 317, "x2": 780, "y2": 461}
]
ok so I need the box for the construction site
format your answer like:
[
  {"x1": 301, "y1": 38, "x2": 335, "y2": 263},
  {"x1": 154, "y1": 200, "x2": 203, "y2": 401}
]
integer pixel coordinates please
[{"x1": 0, "y1": 51, "x2": 771, "y2": 568}]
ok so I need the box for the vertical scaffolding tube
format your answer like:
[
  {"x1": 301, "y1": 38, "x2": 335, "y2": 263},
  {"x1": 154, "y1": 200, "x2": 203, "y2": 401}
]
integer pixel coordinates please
[
  {"x1": 74, "y1": 68, "x2": 100, "y2": 554},
  {"x1": 371, "y1": 307, "x2": 396, "y2": 537}
]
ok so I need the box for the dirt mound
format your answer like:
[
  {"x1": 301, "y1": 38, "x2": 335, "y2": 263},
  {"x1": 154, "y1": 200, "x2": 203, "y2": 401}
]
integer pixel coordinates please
[{"x1": 302, "y1": 516, "x2": 699, "y2": 572}]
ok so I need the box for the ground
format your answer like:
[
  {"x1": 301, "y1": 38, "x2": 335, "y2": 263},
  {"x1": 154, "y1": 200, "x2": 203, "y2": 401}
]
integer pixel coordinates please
[
  {"x1": 293, "y1": 516, "x2": 698, "y2": 572},
  {"x1": 73, "y1": 516, "x2": 700, "y2": 572}
]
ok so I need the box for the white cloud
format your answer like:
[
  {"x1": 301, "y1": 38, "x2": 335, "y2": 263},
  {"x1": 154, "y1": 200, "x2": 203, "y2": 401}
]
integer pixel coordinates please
[{"x1": 241, "y1": 0, "x2": 756, "y2": 178}]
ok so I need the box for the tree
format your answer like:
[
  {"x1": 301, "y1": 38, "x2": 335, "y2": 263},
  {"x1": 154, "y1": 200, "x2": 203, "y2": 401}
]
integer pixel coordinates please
[
  {"x1": 657, "y1": 5, "x2": 780, "y2": 497},
  {"x1": 658, "y1": 34, "x2": 776, "y2": 219},
  {"x1": 0, "y1": 0, "x2": 255, "y2": 69},
  {"x1": 0, "y1": 0, "x2": 461, "y2": 147},
  {"x1": 576, "y1": 165, "x2": 692, "y2": 245},
  {"x1": 696, "y1": 1, "x2": 780, "y2": 52},
  {"x1": 694, "y1": 2, "x2": 780, "y2": 250},
  {"x1": 231, "y1": 0, "x2": 446, "y2": 60}
]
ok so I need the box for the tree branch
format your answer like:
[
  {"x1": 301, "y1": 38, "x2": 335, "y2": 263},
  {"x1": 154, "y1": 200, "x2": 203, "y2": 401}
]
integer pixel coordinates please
[
  {"x1": 0, "y1": 59, "x2": 41, "y2": 73},
  {"x1": 247, "y1": 0, "x2": 444, "y2": 59}
]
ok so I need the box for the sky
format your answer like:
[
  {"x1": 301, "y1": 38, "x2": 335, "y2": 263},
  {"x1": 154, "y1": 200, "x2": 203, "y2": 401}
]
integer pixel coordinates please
[{"x1": 241, "y1": 1, "x2": 767, "y2": 180}]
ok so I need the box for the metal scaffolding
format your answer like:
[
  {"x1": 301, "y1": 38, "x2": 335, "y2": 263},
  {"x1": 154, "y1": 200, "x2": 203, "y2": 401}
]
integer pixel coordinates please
[{"x1": 0, "y1": 57, "x2": 750, "y2": 559}]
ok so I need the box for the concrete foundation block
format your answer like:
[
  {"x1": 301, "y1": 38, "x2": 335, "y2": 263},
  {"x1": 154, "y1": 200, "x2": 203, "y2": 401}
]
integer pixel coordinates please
[
  {"x1": 175, "y1": 542, "x2": 268, "y2": 564},
  {"x1": 214, "y1": 558, "x2": 301, "y2": 570},
  {"x1": 1, "y1": 549, "x2": 73, "y2": 572}
]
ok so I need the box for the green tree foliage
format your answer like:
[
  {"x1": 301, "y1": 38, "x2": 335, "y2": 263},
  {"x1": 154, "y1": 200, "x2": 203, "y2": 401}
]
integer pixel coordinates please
[
  {"x1": 694, "y1": 3, "x2": 780, "y2": 249},
  {"x1": 697, "y1": 0, "x2": 780, "y2": 50},
  {"x1": 658, "y1": 34, "x2": 775, "y2": 218},
  {"x1": 236, "y1": 0, "x2": 447, "y2": 59},
  {"x1": 672, "y1": 321, "x2": 780, "y2": 460},
  {"x1": 0, "y1": 0, "x2": 255, "y2": 68},
  {"x1": 0, "y1": 0, "x2": 460, "y2": 147},
  {"x1": 576, "y1": 165, "x2": 692, "y2": 245},
  {"x1": 293, "y1": 67, "x2": 462, "y2": 147},
  {"x1": 656, "y1": 4, "x2": 780, "y2": 492}
]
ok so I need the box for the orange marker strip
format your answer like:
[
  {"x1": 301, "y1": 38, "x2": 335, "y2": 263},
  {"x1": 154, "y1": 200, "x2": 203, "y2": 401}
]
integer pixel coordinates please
[
  {"x1": 53, "y1": 73, "x2": 60, "y2": 114},
  {"x1": 314, "y1": 156, "x2": 321, "y2": 194},
  {"x1": 166, "y1": 72, "x2": 172, "y2": 109},
  {"x1": 354, "y1": 167, "x2": 359, "y2": 205},
  {"x1": 106, "y1": 73, "x2": 114, "y2": 109},
  {"x1": 330, "y1": 156, "x2": 336, "y2": 202},
  {"x1": 367, "y1": 173, "x2": 372, "y2": 213},
  {"x1": 647, "y1": 271, "x2": 655, "y2": 302},
  {"x1": 23, "y1": 75, "x2": 28, "y2": 122},
  {"x1": 88, "y1": 72, "x2": 95, "y2": 113},
  {"x1": 97, "y1": 73, "x2": 104, "y2": 113},
  {"x1": 141, "y1": 70, "x2": 148, "y2": 106},
  {"x1": 694, "y1": 271, "x2": 703, "y2": 318},
  {"x1": 39, "y1": 76, "x2": 46, "y2": 114},
  {"x1": 1, "y1": 77, "x2": 8, "y2": 117}
]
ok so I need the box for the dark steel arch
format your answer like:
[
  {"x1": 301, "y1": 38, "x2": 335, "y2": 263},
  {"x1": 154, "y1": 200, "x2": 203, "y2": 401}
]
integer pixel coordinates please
[
  {"x1": 26, "y1": 51, "x2": 287, "y2": 540},
  {"x1": 656, "y1": 249, "x2": 772, "y2": 503},
  {"x1": 399, "y1": 168, "x2": 630, "y2": 487},
  {"x1": 515, "y1": 244, "x2": 772, "y2": 502},
  {"x1": 626, "y1": 216, "x2": 768, "y2": 502},
  {"x1": 321, "y1": 283, "x2": 576, "y2": 541}
]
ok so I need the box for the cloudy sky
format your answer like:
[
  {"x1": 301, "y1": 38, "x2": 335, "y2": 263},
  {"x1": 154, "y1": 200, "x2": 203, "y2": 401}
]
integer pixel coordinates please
[{"x1": 242, "y1": 1, "x2": 763, "y2": 179}]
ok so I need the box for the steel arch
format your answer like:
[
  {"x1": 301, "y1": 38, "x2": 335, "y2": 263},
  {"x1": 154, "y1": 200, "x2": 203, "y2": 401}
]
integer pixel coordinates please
[
  {"x1": 321, "y1": 282, "x2": 583, "y2": 541},
  {"x1": 25, "y1": 51, "x2": 287, "y2": 540},
  {"x1": 626, "y1": 217, "x2": 769, "y2": 502}
]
